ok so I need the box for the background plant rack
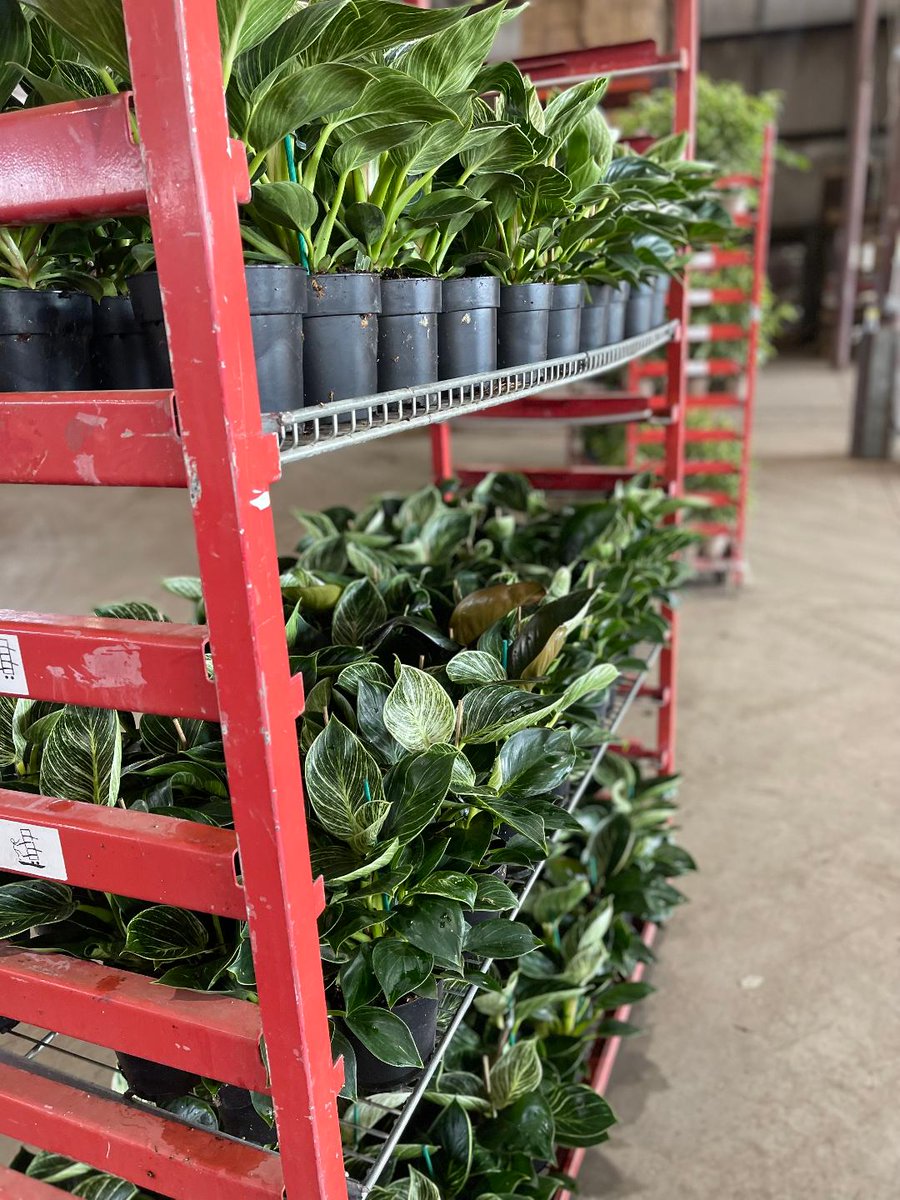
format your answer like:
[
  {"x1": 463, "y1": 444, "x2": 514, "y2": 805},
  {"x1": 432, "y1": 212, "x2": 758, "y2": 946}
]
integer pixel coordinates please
[
  {"x1": 625, "y1": 123, "x2": 776, "y2": 586},
  {"x1": 269, "y1": 322, "x2": 678, "y2": 463},
  {"x1": 342, "y1": 646, "x2": 665, "y2": 1199}
]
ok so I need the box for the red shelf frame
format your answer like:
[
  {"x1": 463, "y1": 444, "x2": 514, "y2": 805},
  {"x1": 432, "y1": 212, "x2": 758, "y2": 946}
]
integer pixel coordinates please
[
  {"x1": 0, "y1": 2, "x2": 345, "y2": 1197},
  {"x1": 626, "y1": 124, "x2": 776, "y2": 584}
]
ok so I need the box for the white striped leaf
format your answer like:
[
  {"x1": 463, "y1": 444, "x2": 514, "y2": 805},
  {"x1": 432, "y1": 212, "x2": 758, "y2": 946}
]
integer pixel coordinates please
[
  {"x1": 73, "y1": 1175, "x2": 139, "y2": 1200},
  {"x1": 0, "y1": 880, "x2": 76, "y2": 939},
  {"x1": 383, "y1": 665, "x2": 455, "y2": 753},
  {"x1": 20, "y1": 0, "x2": 129, "y2": 76},
  {"x1": 0, "y1": 696, "x2": 15, "y2": 766},
  {"x1": 332, "y1": 578, "x2": 387, "y2": 647},
  {"x1": 446, "y1": 651, "x2": 505, "y2": 687},
  {"x1": 488, "y1": 1039, "x2": 543, "y2": 1111},
  {"x1": 39, "y1": 705, "x2": 121, "y2": 806},
  {"x1": 305, "y1": 718, "x2": 389, "y2": 851},
  {"x1": 392, "y1": 3, "x2": 511, "y2": 96},
  {"x1": 124, "y1": 905, "x2": 209, "y2": 962},
  {"x1": 217, "y1": 0, "x2": 298, "y2": 61}
]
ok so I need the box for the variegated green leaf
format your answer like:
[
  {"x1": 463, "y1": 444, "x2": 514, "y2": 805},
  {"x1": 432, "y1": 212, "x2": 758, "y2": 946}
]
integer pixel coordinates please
[
  {"x1": 383, "y1": 665, "x2": 455, "y2": 753},
  {"x1": 72, "y1": 1174, "x2": 139, "y2": 1200},
  {"x1": 304, "y1": 718, "x2": 389, "y2": 850},
  {"x1": 20, "y1": 0, "x2": 129, "y2": 76},
  {"x1": 446, "y1": 651, "x2": 505, "y2": 687},
  {"x1": 247, "y1": 61, "x2": 373, "y2": 153},
  {"x1": 488, "y1": 1039, "x2": 543, "y2": 1110},
  {"x1": 39, "y1": 706, "x2": 122, "y2": 806},
  {"x1": 124, "y1": 905, "x2": 209, "y2": 962},
  {"x1": 0, "y1": 879, "x2": 76, "y2": 939},
  {"x1": 392, "y1": 2, "x2": 511, "y2": 96},
  {"x1": 0, "y1": 696, "x2": 15, "y2": 766},
  {"x1": 0, "y1": 0, "x2": 31, "y2": 107},
  {"x1": 332, "y1": 578, "x2": 387, "y2": 646}
]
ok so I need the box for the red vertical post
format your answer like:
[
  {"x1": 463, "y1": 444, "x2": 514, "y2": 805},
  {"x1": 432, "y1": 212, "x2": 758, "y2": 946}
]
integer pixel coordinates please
[
  {"x1": 431, "y1": 423, "x2": 453, "y2": 486},
  {"x1": 658, "y1": 0, "x2": 697, "y2": 774},
  {"x1": 733, "y1": 123, "x2": 775, "y2": 585},
  {"x1": 122, "y1": 3, "x2": 347, "y2": 1199}
]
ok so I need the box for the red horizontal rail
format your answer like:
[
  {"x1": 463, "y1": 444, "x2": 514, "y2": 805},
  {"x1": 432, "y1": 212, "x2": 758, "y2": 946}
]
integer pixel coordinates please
[
  {"x1": 0, "y1": 95, "x2": 146, "y2": 224},
  {"x1": 0, "y1": 392, "x2": 185, "y2": 487},
  {"x1": 731, "y1": 212, "x2": 754, "y2": 228},
  {"x1": 0, "y1": 1166, "x2": 70, "y2": 1198},
  {"x1": 467, "y1": 396, "x2": 655, "y2": 421},
  {"x1": 687, "y1": 323, "x2": 748, "y2": 343},
  {"x1": 457, "y1": 467, "x2": 638, "y2": 491},
  {"x1": 718, "y1": 173, "x2": 760, "y2": 188},
  {"x1": 0, "y1": 790, "x2": 244, "y2": 917},
  {"x1": 517, "y1": 41, "x2": 684, "y2": 87},
  {"x1": 635, "y1": 427, "x2": 742, "y2": 445},
  {"x1": 0, "y1": 946, "x2": 267, "y2": 1092},
  {"x1": 689, "y1": 287, "x2": 753, "y2": 306},
  {"x1": 690, "y1": 249, "x2": 752, "y2": 270},
  {"x1": 682, "y1": 461, "x2": 741, "y2": 476},
  {"x1": 692, "y1": 520, "x2": 736, "y2": 537},
  {"x1": 691, "y1": 490, "x2": 737, "y2": 507},
  {"x1": 556, "y1": 922, "x2": 659, "y2": 1200},
  {"x1": 686, "y1": 392, "x2": 744, "y2": 409},
  {"x1": 637, "y1": 358, "x2": 742, "y2": 379},
  {"x1": 0, "y1": 1058, "x2": 284, "y2": 1199},
  {"x1": 0, "y1": 612, "x2": 218, "y2": 719}
]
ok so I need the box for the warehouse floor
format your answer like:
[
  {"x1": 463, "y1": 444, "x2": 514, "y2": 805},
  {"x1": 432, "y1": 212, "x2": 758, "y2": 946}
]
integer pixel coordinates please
[{"x1": 2, "y1": 357, "x2": 898, "y2": 1196}]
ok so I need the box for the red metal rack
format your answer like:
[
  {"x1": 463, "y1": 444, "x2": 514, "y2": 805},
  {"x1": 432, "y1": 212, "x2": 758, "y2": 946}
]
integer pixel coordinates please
[
  {"x1": 0, "y1": 3, "x2": 345, "y2": 1198},
  {"x1": 0, "y1": 4, "x2": 699, "y2": 1198},
  {"x1": 430, "y1": 0, "x2": 698, "y2": 779},
  {"x1": 626, "y1": 123, "x2": 776, "y2": 584}
]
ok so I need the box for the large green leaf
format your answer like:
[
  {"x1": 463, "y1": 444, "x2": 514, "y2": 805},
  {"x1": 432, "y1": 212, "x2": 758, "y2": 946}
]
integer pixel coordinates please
[
  {"x1": 356, "y1": 680, "x2": 403, "y2": 766},
  {"x1": 332, "y1": 577, "x2": 387, "y2": 646},
  {"x1": 446, "y1": 651, "x2": 505, "y2": 687},
  {"x1": 488, "y1": 1039, "x2": 542, "y2": 1110},
  {"x1": 305, "y1": 719, "x2": 389, "y2": 851},
  {"x1": 528, "y1": 879, "x2": 590, "y2": 926},
  {"x1": 124, "y1": 905, "x2": 209, "y2": 962},
  {"x1": 20, "y1": 0, "x2": 128, "y2": 76},
  {"x1": 393, "y1": 895, "x2": 464, "y2": 967},
  {"x1": 432, "y1": 1102, "x2": 473, "y2": 1198},
  {"x1": 0, "y1": 0, "x2": 31, "y2": 107},
  {"x1": 489, "y1": 728, "x2": 576, "y2": 799},
  {"x1": 371, "y1": 940, "x2": 433, "y2": 1008},
  {"x1": 234, "y1": 0, "x2": 356, "y2": 97},
  {"x1": 458, "y1": 685, "x2": 552, "y2": 745},
  {"x1": 449, "y1": 581, "x2": 543, "y2": 646},
  {"x1": 543, "y1": 76, "x2": 609, "y2": 148},
  {"x1": 250, "y1": 180, "x2": 317, "y2": 232},
  {"x1": 334, "y1": 120, "x2": 425, "y2": 176},
  {"x1": 383, "y1": 745, "x2": 455, "y2": 845},
  {"x1": 73, "y1": 1175, "x2": 139, "y2": 1200},
  {"x1": 39, "y1": 705, "x2": 122, "y2": 806},
  {"x1": 407, "y1": 1167, "x2": 442, "y2": 1200},
  {"x1": 506, "y1": 589, "x2": 593, "y2": 679},
  {"x1": 218, "y1": 0, "x2": 297, "y2": 67},
  {"x1": 383, "y1": 664, "x2": 455, "y2": 753},
  {"x1": 463, "y1": 919, "x2": 538, "y2": 961},
  {"x1": 344, "y1": 1005, "x2": 423, "y2": 1068},
  {"x1": 247, "y1": 61, "x2": 374, "y2": 153},
  {"x1": 0, "y1": 696, "x2": 15, "y2": 766},
  {"x1": 547, "y1": 1082, "x2": 616, "y2": 1148},
  {"x1": 312, "y1": 0, "x2": 470, "y2": 64},
  {"x1": 393, "y1": 2, "x2": 510, "y2": 96},
  {"x1": 0, "y1": 879, "x2": 76, "y2": 939}
]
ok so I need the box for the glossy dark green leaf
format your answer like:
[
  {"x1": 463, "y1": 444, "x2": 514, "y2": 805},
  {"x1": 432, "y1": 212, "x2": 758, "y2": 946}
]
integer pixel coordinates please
[
  {"x1": 473, "y1": 874, "x2": 517, "y2": 913},
  {"x1": 432, "y1": 1101, "x2": 473, "y2": 1197},
  {"x1": 547, "y1": 1082, "x2": 616, "y2": 1147},
  {"x1": 371, "y1": 940, "x2": 433, "y2": 1008},
  {"x1": 123, "y1": 905, "x2": 209, "y2": 962},
  {"x1": 251, "y1": 180, "x2": 317, "y2": 231},
  {"x1": 393, "y1": 896, "x2": 464, "y2": 967},
  {"x1": 340, "y1": 945, "x2": 380, "y2": 1011},
  {"x1": 506, "y1": 589, "x2": 593, "y2": 679},
  {"x1": 332, "y1": 1025, "x2": 358, "y2": 1099},
  {"x1": 410, "y1": 871, "x2": 477, "y2": 909},
  {"x1": 464, "y1": 920, "x2": 538, "y2": 961},
  {"x1": 458, "y1": 685, "x2": 553, "y2": 745},
  {"x1": 0, "y1": 879, "x2": 76, "y2": 939},
  {"x1": 357, "y1": 680, "x2": 403, "y2": 766},
  {"x1": 383, "y1": 746, "x2": 455, "y2": 844},
  {"x1": 345, "y1": 1006, "x2": 423, "y2": 1069},
  {"x1": 489, "y1": 728, "x2": 576, "y2": 799},
  {"x1": 449, "y1": 581, "x2": 543, "y2": 646}
]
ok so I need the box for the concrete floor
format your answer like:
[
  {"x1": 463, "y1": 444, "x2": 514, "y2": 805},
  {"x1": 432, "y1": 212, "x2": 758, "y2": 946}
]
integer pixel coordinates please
[{"x1": 1, "y1": 358, "x2": 898, "y2": 1195}]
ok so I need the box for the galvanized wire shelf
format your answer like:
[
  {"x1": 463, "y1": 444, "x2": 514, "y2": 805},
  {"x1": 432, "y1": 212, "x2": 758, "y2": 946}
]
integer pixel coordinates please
[
  {"x1": 0, "y1": 646, "x2": 663, "y2": 1198},
  {"x1": 270, "y1": 323, "x2": 678, "y2": 464},
  {"x1": 343, "y1": 642, "x2": 665, "y2": 1197}
]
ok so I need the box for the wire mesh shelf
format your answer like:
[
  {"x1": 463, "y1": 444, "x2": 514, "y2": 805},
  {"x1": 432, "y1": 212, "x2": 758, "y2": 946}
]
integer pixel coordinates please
[
  {"x1": 269, "y1": 323, "x2": 678, "y2": 464},
  {"x1": 0, "y1": 646, "x2": 663, "y2": 1198},
  {"x1": 343, "y1": 643, "x2": 665, "y2": 1196}
]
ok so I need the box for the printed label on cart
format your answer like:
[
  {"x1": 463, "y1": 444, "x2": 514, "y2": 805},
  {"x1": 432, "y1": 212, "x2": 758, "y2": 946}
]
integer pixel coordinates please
[
  {"x1": 0, "y1": 632, "x2": 28, "y2": 696},
  {"x1": 689, "y1": 289, "x2": 713, "y2": 306},
  {"x1": 689, "y1": 324, "x2": 712, "y2": 342},
  {"x1": 0, "y1": 820, "x2": 67, "y2": 880}
]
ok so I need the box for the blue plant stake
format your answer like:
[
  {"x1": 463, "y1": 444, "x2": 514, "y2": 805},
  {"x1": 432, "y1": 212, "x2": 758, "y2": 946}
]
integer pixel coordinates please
[
  {"x1": 422, "y1": 1145, "x2": 436, "y2": 1178},
  {"x1": 501, "y1": 638, "x2": 509, "y2": 672},
  {"x1": 283, "y1": 135, "x2": 311, "y2": 273}
]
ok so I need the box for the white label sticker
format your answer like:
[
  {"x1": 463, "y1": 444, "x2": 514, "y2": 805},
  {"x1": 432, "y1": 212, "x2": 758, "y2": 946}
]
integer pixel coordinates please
[
  {"x1": 0, "y1": 632, "x2": 28, "y2": 696},
  {"x1": 0, "y1": 819, "x2": 68, "y2": 880}
]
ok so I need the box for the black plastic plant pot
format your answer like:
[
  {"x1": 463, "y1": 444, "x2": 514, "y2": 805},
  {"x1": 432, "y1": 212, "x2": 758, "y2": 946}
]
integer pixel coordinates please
[
  {"x1": 547, "y1": 283, "x2": 584, "y2": 359},
  {"x1": 128, "y1": 265, "x2": 309, "y2": 411},
  {"x1": 497, "y1": 283, "x2": 553, "y2": 369},
  {"x1": 438, "y1": 275, "x2": 500, "y2": 379},
  {"x1": 652, "y1": 274, "x2": 672, "y2": 326},
  {"x1": 579, "y1": 284, "x2": 611, "y2": 351},
  {"x1": 624, "y1": 281, "x2": 656, "y2": 339},
  {"x1": 605, "y1": 282, "x2": 631, "y2": 345},
  {"x1": 116, "y1": 1052, "x2": 200, "y2": 1104},
  {"x1": 378, "y1": 277, "x2": 441, "y2": 392},
  {"x1": 92, "y1": 295, "x2": 156, "y2": 390},
  {"x1": 0, "y1": 288, "x2": 93, "y2": 392},
  {"x1": 351, "y1": 995, "x2": 439, "y2": 1095},
  {"x1": 304, "y1": 272, "x2": 381, "y2": 408},
  {"x1": 216, "y1": 1085, "x2": 278, "y2": 1146}
]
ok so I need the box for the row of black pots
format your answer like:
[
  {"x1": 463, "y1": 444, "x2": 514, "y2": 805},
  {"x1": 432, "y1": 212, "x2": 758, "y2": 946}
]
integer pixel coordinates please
[{"x1": 0, "y1": 269, "x2": 671, "y2": 411}]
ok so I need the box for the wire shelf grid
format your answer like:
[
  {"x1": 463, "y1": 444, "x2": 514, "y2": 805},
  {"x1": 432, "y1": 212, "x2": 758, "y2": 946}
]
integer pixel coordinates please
[{"x1": 269, "y1": 324, "x2": 678, "y2": 464}]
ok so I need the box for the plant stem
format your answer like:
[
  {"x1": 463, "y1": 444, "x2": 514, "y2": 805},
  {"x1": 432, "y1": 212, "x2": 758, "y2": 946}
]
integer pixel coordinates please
[
  {"x1": 313, "y1": 171, "x2": 351, "y2": 270},
  {"x1": 302, "y1": 123, "x2": 338, "y2": 195}
]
